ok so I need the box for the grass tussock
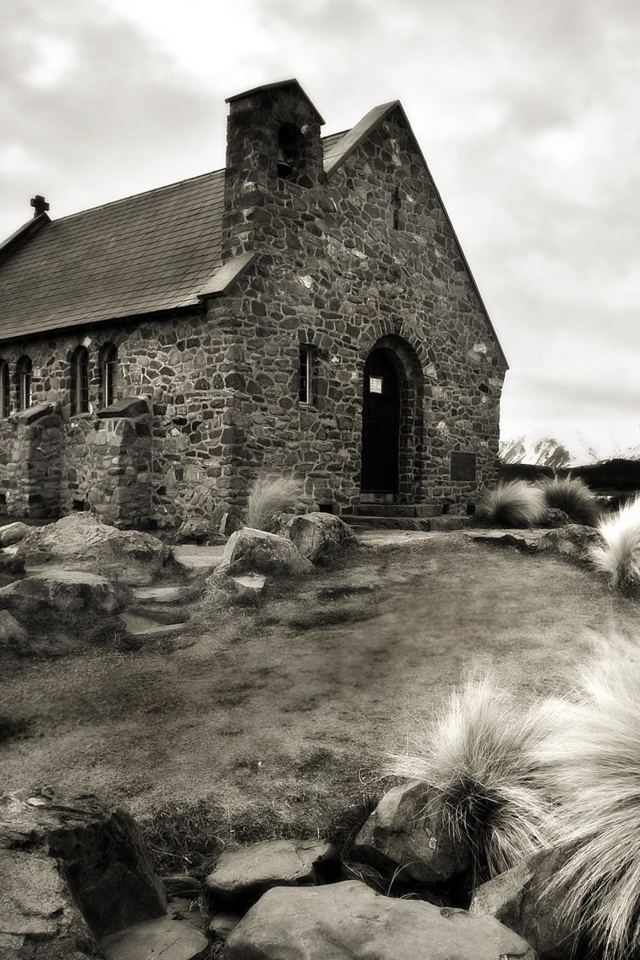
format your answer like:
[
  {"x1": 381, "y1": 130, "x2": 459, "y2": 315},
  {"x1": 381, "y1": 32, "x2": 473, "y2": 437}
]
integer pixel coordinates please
[
  {"x1": 245, "y1": 475, "x2": 306, "y2": 532},
  {"x1": 388, "y1": 674, "x2": 556, "y2": 882},
  {"x1": 477, "y1": 480, "x2": 547, "y2": 527},
  {"x1": 590, "y1": 496, "x2": 640, "y2": 591},
  {"x1": 535, "y1": 649, "x2": 640, "y2": 960},
  {"x1": 539, "y1": 475, "x2": 601, "y2": 526}
]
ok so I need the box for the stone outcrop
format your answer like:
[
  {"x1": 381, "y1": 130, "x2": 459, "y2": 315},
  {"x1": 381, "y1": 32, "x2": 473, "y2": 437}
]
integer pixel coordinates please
[
  {"x1": 0, "y1": 568, "x2": 120, "y2": 614},
  {"x1": 100, "y1": 915, "x2": 209, "y2": 960},
  {"x1": 285, "y1": 512, "x2": 355, "y2": 564},
  {"x1": 224, "y1": 880, "x2": 537, "y2": 960},
  {"x1": 214, "y1": 527, "x2": 314, "y2": 577},
  {"x1": 351, "y1": 780, "x2": 471, "y2": 884},
  {"x1": 14, "y1": 514, "x2": 171, "y2": 585},
  {"x1": 0, "y1": 791, "x2": 168, "y2": 957},
  {"x1": 205, "y1": 838, "x2": 341, "y2": 906}
]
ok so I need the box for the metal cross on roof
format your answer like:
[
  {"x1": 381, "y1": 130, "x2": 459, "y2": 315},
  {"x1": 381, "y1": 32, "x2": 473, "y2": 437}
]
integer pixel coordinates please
[{"x1": 30, "y1": 195, "x2": 50, "y2": 218}]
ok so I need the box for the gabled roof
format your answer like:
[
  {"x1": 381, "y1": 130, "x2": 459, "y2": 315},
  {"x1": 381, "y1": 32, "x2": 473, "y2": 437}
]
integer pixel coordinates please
[{"x1": 0, "y1": 169, "x2": 225, "y2": 341}]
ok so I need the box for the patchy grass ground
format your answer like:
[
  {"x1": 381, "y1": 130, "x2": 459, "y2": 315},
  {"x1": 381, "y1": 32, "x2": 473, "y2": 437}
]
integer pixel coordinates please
[{"x1": 2, "y1": 532, "x2": 639, "y2": 877}]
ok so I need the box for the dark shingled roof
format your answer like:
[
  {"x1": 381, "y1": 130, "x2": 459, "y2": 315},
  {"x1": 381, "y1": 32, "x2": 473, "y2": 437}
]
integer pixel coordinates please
[{"x1": 0, "y1": 169, "x2": 225, "y2": 341}]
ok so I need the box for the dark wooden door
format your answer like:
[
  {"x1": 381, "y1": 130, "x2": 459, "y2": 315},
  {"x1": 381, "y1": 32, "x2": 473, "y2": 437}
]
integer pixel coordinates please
[{"x1": 361, "y1": 349, "x2": 399, "y2": 494}]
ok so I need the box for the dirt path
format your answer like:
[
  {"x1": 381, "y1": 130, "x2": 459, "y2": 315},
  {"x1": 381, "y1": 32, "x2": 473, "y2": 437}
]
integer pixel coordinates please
[{"x1": 2, "y1": 533, "x2": 637, "y2": 835}]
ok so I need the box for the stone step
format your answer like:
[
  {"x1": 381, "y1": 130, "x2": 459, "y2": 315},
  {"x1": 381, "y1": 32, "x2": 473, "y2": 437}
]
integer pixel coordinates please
[
  {"x1": 130, "y1": 584, "x2": 196, "y2": 605},
  {"x1": 171, "y1": 545, "x2": 224, "y2": 579},
  {"x1": 344, "y1": 503, "x2": 443, "y2": 519},
  {"x1": 348, "y1": 515, "x2": 471, "y2": 532},
  {"x1": 118, "y1": 611, "x2": 189, "y2": 638}
]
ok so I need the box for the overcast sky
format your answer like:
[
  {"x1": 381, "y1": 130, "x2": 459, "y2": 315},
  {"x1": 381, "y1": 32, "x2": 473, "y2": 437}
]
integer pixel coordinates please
[{"x1": 3, "y1": 0, "x2": 639, "y2": 449}]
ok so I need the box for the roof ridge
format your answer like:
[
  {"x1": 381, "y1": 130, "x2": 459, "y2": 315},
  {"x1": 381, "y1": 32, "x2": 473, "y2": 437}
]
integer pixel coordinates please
[{"x1": 55, "y1": 167, "x2": 225, "y2": 224}]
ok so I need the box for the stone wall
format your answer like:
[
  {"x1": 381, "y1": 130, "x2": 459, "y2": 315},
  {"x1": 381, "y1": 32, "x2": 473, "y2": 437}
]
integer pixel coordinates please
[{"x1": 0, "y1": 85, "x2": 506, "y2": 527}]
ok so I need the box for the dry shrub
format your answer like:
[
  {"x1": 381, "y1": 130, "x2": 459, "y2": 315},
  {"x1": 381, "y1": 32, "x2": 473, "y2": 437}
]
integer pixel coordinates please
[
  {"x1": 477, "y1": 480, "x2": 547, "y2": 527},
  {"x1": 245, "y1": 475, "x2": 305, "y2": 531},
  {"x1": 539, "y1": 475, "x2": 601, "y2": 526},
  {"x1": 590, "y1": 496, "x2": 640, "y2": 591},
  {"x1": 388, "y1": 674, "x2": 556, "y2": 883},
  {"x1": 535, "y1": 648, "x2": 640, "y2": 960}
]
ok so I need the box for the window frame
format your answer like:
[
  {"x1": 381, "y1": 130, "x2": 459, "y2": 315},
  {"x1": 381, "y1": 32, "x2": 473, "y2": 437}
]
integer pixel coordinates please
[
  {"x1": 16, "y1": 356, "x2": 33, "y2": 412},
  {"x1": 99, "y1": 343, "x2": 118, "y2": 408},
  {"x1": 70, "y1": 346, "x2": 90, "y2": 415},
  {"x1": 0, "y1": 361, "x2": 10, "y2": 418},
  {"x1": 299, "y1": 345, "x2": 313, "y2": 405}
]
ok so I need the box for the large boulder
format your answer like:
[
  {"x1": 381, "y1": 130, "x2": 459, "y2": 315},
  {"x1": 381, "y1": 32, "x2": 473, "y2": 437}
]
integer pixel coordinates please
[
  {"x1": 351, "y1": 781, "x2": 471, "y2": 884},
  {"x1": 205, "y1": 838, "x2": 340, "y2": 906},
  {"x1": 470, "y1": 845, "x2": 578, "y2": 960},
  {"x1": 14, "y1": 514, "x2": 171, "y2": 585},
  {"x1": 0, "y1": 791, "x2": 167, "y2": 950},
  {"x1": 214, "y1": 527, "x2": 314, "y2": 577},
  {"x1": 285, "y1": 512, "x2": 355, "y2": 565},
  {"x1": 0, "y1": 568, "x2": 120, "y2": 614},
  {"x1": 225, "y1": 880, "x2": 537, "y2": 960}
]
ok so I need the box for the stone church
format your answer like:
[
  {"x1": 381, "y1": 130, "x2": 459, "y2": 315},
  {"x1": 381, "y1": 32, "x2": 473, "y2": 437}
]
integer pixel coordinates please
[{"x1": 0, "y1": 79, "x2": 507, "y2": 530}]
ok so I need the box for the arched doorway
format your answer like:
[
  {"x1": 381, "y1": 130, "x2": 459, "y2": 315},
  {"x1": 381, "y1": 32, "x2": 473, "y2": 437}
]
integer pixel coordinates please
[{"x1": 361, "y1": 348, "x2": 400, "y2": 495}]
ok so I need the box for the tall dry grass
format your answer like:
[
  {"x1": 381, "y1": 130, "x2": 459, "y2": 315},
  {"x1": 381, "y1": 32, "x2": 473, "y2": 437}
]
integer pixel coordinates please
[
  {"x1": 477, "y1": 480, "x2": 547, "y2": 527},
  {"x1": 245, "y1": 475, "x2": 305, "y2": 531},
  {"x1": 535, "y1": 648, "x2": 640, "y2": 960},
  {"x1": 539, "y1": 475, "x2": 601, "y2": 526},
  {"x1": 389, "y1": 674, "x2": 556, "y2": 883},
  {"x1": 590, "y1": 496, "x2": 640, "y2": 591}
]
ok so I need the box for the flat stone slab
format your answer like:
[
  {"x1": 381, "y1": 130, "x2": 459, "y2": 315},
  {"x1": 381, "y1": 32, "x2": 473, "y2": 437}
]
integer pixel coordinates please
[
  {"x1": 101, "y1": 914, "x2": 209, "y2": 960},
  {"x1": 171, "y1": 545, "x2": 224, "y2": 578},
  {"x1": 225, "y1": 880, "x2": 537, "y2": 960},
  {"x1": 205, "y1": 838, "x2": 340, "y2": 905},
  {"x1": 0, "y1": 567, "x2": 119, "y2": 613},
  {"x1": 119, "y1": 612, "x2": 188, "y2": 638},
  {"x1": 130, "y1": 585, "x2": 195, "y2": 604}
]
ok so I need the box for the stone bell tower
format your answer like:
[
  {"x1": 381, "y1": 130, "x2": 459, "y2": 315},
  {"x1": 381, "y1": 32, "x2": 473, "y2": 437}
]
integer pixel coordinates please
[{"x1": 222, "y1": 79, "x2": 326, "y2": 259}]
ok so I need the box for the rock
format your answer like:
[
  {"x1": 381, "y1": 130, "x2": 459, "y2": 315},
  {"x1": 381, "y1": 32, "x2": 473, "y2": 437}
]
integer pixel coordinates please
[
  {"x1": 0, "y1": 568, "x2": 120, "y2": 614},
  {"x1": 219, "y1": 511, "x2": 244, "y2": 538},
  {"x1": 230, "y1": 573, "x2": 267, "y2": 599},
  {"x1": 0, "y1": 848, "x2": 101, "y2": 959},
  {"x1": 0, "y1": 521, "x2": 30, "y2": 546},
  {"x1": 540, "y1": 508, "x2": 572, "y2": 528},
  {"x1": 471, "y1": 530, "x2": 544, "y2": 552},
  {"x1": 100, "y1": 915, "x2": 209, "y2": 960},
  {"x1": 470, "y1": 845, "x2": 578, "y2": 960},
  {"x1": 209, "y1": 911, "x2": 242, "y2": 941},
  {"x1": 536, "y1": 524, "x2": 602, "y2": 562},
  {"x1": 176, "y1": 518, "x2": 213, "y2": 544},
  {"x1": 118, "y1": 611, "x2": 188, "y2": 638},
  {"x1": 0, "y1": 550, "x2": 25, "y2": 582},
  {"x1": 161, "y1": 876, "x2": 202, "y2": 898},
  {"x1": 214, "y1": 528, "x2": 314, "y2": 578},
  {"x1": 14, "y1": 514, "x2": 171, "y2": 586},
  {"x1": 351, "y1": 780, "x2": 471, "y2": 884},
  {"x1": 171, "y1": 544, "x2": 224, "y2": 579},
  {"x1": 285, "y1": 512, "x2": 355, "y2": 564},
  {"x1": 225, "y1": 880, "x2": 537, "y2": 960},
  {"x1": 130, "y1": 585, "x2": 195, "y2": 604},
  {"x1": 0, "y1": 610, "x2": 27, "y2": 649},
  {"x1": 204, "y1": 838, "x2": 341, "y2": 906},
  {"x1": 0, "y1": 790, "x2": 167, "y2": 951}
]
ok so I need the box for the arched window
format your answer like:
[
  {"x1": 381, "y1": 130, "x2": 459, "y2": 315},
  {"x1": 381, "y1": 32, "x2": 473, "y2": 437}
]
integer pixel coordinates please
[
  {"x1": 70, "y1": 346, "x2": 90, "y2": 415},
  {"x1": 16, "y1": 356, "x2": 32, "y2": 412},
  {"x1": 0, "y1": 361, "x2": 10, "y2": 418},
  {"x1": 99, "y1": 343, "x2": 118, "y2": 408}
]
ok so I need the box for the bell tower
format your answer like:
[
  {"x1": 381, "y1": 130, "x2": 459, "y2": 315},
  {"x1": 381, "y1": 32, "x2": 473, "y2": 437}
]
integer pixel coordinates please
[{"x1": 222, "y1": 79, "x2": 326, "y2": 259}]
